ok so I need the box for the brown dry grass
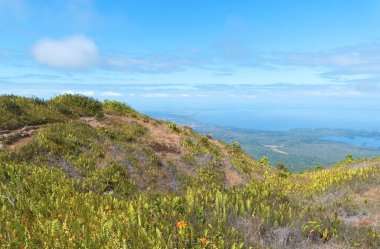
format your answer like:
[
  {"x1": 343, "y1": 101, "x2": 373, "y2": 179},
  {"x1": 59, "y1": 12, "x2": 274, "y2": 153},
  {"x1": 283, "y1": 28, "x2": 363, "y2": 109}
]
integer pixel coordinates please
[
  {"x1": 223, "y1": 167, "x2": 246, "y2": 187},
  {"x1": 351, "y1": 186, "x2": 380, "y2": 229}
]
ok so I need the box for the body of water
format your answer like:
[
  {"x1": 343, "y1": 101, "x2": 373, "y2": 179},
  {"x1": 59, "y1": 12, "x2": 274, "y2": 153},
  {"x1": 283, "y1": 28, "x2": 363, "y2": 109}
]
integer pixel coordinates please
[
  {"x1": 322, "y1": 136, "x2": 380, "y2": 148},
  {"x1": 191, "y1": 108, "x2": 380, "y2": 131}
]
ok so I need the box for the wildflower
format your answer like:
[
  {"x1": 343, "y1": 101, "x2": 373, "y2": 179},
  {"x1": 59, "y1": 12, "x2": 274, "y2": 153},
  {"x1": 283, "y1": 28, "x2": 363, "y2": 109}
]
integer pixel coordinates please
[
  {"x1": 357, "y1": 219, "x2": 371, "y2": 226},
  {"x1": 177, "y1": 220, "x2": 187, "y2": 229},
  {"x1": 200, "y1": 237, "x2": 207, "y2": 245}
]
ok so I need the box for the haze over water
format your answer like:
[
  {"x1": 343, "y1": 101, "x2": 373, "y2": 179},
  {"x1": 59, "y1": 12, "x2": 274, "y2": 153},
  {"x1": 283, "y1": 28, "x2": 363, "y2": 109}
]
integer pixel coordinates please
[{"x1": 3, "y1": 82, "x2": 379, "y2": 132}]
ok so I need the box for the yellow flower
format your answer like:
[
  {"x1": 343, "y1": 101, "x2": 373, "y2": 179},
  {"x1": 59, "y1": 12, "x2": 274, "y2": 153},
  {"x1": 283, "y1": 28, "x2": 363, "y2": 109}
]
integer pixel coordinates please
[{"x1": 177, "y1": 220, "x2": 187, "y2": 229}]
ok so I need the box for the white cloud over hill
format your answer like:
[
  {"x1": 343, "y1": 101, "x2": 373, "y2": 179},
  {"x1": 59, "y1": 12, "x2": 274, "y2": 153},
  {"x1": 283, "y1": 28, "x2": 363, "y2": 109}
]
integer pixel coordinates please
[{"x1": 32, "y1": 35, "x2": 100, "y2": 70}]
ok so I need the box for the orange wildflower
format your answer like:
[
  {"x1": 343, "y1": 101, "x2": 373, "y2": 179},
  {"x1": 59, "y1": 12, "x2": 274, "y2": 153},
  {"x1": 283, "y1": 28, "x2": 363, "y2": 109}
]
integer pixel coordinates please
[
  {"x1": 177, "y1": 220, "x2": 187, "y2": 229},
  {"x1": 357, "y1": 219, "x2": 371, "y2": 226},
  {"x1": 200, "y1": 237, "x2": 207, "y2": 245}
]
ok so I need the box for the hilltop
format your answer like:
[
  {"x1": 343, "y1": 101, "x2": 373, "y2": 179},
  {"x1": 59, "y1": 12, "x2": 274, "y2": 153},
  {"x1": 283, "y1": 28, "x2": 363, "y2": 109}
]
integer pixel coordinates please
[{"x1": 0, "y1": 94, "x2": 379, "y2": 248}]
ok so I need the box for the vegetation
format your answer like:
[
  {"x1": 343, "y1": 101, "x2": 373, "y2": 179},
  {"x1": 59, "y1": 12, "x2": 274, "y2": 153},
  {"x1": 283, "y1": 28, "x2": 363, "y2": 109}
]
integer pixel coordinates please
[
  {"x1": 103, "y1": 99, "x2": 140, "y2": 117},
  {"x1": 0, "y1": 95, "x2": 66, "y2": 130},
  {"x1": 192, "y1": 124, "x2": 380, "y2": 172},
  {"x1": 0, "y1": 94, "x2": 379, "y2": 248},
  {"x1": 48, "y1": 94, "x2": 103, "y2": 118}
]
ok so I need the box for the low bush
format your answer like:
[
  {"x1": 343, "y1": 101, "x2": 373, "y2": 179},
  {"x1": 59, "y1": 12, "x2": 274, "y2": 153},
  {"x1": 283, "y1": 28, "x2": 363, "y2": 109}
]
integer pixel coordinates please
[
  {"x1": 49, "y1": 94, "x2": 103, "y2": 117},
  {"x1": 0, "y1": 95, "x2": 66, "y2": 130},
  {"x1": 103, "y1": 100, "x2": 139, "y2": 117}
]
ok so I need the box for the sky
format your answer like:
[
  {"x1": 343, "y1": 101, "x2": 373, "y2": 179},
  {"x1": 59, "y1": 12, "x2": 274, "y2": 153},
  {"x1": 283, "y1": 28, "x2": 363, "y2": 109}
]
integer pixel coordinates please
[{"x1": 1, "y1": 0, "x2": 380, "y2": 126}]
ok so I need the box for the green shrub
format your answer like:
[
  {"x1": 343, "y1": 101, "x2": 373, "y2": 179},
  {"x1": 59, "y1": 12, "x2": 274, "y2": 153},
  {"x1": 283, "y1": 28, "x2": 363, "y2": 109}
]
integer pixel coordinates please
[
  {"x1": 88, "y1": 161, "x2": 135, "y2": 196},
  {"x1": 49, "y1": 94, "x2": 103, "y2": 117},
  {"x1": 0, "y1": 95, "x2": 66, "y2": 130},
  {"x1": 168, "y1": 122, "x2": 180, "y2": 133},
  {"x1": 231, "y1": 141, "x2": 242, "y2": 151},
  {"x1": 258, "y1": 156, "x2": 270, "y2": 167},
  {"x1": 103, "y1": 100, "x2": 138, "y2": 116},
  {"x1": 104, "y1": 121, "x2": 147, "y2": 142},
  {"x1": 345, "y1": 154, "x2": 354, "y2": 163}
]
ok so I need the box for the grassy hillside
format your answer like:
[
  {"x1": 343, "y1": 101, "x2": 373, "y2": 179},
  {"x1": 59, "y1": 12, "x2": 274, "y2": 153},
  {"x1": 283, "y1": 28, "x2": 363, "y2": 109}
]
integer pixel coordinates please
[
  {"x1": 166, "y1": 119, "x2": 380, "y2": 172},
  {"x1": 0, "y1": 94, "x2": 379, "y2": 248}
]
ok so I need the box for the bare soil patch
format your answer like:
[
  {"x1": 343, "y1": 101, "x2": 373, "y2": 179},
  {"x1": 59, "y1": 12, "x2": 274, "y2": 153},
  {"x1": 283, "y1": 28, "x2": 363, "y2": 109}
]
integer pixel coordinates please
[
  {"x1": 340, "y1": 186, "x2": 380, "y2": 230},
  {"x1": 264, "y1": 144, "x2": 288, "y2": 155},
  {"x1": 79, "y1": 117, "x2": 102, "y2": 128},
  {"x1": 8, "y1": 136, "x2": 34, "y2": 149},
  {"x1": 149, "y1": 141, "x2": 180, "y2": 154}
]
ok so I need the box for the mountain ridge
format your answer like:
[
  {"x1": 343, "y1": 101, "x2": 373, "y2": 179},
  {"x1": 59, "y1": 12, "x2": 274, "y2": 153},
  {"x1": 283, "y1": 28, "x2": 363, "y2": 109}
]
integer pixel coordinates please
[{"x1": 0, "y1": 94, "x2": 379, "y2": 248}]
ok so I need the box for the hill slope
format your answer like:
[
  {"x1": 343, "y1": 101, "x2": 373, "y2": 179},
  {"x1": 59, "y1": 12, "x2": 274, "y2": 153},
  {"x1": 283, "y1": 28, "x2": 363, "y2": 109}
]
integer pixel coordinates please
[{"x1": 0, "y1": 94, "x2": 379, "y2": 248}]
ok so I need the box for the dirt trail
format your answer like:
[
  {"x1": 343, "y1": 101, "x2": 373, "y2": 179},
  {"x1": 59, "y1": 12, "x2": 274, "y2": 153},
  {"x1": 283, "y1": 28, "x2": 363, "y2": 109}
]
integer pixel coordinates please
[
  {"x1": 0, "y1": 125, "x2": 43, "y2": 150},
  {"x1": 8, "y1": 136, "x2": 34, "y2": 149},
  {"x1": 0, "y1": 117, "x2": 103, "y2": 150}
]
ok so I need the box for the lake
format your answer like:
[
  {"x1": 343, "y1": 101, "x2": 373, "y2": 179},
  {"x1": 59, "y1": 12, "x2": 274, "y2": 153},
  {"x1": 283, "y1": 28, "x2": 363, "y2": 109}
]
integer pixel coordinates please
[{"x1": 322, "y1": 136, "x2": 380, "y2": 148}]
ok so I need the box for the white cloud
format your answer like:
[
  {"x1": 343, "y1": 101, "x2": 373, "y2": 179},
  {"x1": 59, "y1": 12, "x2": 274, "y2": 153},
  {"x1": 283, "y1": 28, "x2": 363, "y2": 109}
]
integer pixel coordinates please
[
  {"x1": 105, "y1": 54, "x2": 196, "y2": 74},
  {"x1": 269, "y1": 44, "x2": 380, "y2": 74},
  {"x1": 32, "y1": 35, "x2": 100, "y2": 70},
  {"x1": 100, "y1": 91, "x2": 122, "y2": 97},
  {"x1": 62, "y1": 90, "x2": 95, "y2": 96},
  {"x1": 30, "y1": 35, "x2": 203, "y2": 73},
  {"x1": 142, "y1": 93, "x2": 170, "y2": 98}
]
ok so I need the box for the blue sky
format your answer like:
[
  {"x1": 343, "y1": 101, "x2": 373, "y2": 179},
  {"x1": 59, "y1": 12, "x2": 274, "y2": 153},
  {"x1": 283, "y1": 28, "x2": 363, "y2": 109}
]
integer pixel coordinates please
[{"x1": 1, "y1": 0, "x2": 380, "y2": 103}]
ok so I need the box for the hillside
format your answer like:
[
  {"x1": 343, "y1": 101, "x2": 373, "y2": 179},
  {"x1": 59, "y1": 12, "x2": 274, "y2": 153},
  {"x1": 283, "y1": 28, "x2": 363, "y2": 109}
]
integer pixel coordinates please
[
  {"x1": 0, "y1": 94, "x2": 379, "y2": 248},
  {"x1": 145, "y1": 113, "x2": 380, "y2": 172}
]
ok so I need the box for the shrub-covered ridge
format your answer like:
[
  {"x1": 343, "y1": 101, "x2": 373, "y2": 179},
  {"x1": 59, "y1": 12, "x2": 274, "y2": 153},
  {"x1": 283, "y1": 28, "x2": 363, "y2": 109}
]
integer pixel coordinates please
[{"x1": 0, "y1": 94, "x2": 379, "y2": 248}]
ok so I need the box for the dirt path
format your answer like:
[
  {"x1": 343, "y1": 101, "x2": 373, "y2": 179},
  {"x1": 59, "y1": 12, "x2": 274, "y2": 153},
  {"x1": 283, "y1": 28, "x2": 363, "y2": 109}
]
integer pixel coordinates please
[
  {"x1": 8, "y1": 136, "x2": 34, "y2": 149},
  {"x1": 0, "y1": 125, "x2": 43, "y2": 150},
  {"x1": 0, "y1": 117, "x2": 102, "y2": 151}
]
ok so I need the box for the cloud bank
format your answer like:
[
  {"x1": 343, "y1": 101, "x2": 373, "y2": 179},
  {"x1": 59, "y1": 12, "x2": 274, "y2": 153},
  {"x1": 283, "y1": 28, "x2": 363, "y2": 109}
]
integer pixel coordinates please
[
  {"x1": 32, "y1": 35, "x2": 100, "y2": 70},
  {"x1": 29, "y1": 34, "x2": 380, "y2": 89}
]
